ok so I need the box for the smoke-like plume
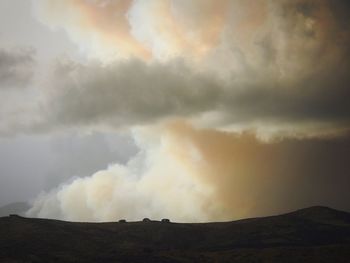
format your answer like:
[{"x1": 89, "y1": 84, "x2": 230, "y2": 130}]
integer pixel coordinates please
[
  {"x1": 27, "y1": 122, "x2": 223, "y2": 222},
  {"x1": 23, "y1": 0, "x2": 350, "y2": 137},
  {"x1": 33, "y1": 0, "x2": 149, "y2": 60},
  {"x1": 33, "y1": 0, "x2": 232, "y2": 60},
  {"x1": 24, "y1": 0, "x2": 350, "y2": 221},
  {"x1": 27, "y1": 122, "x2": 350, "y2": 221}
]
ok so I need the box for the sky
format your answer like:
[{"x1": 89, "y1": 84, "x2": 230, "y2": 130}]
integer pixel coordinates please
[{"x1": 0, "y1": 0, "x2": 349, "y2": 222}]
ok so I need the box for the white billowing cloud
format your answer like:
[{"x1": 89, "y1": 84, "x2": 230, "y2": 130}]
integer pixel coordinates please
[
  {"x1": 17, "y1": 0, "x2": 350, "y2": 222},
  {"x1": 32, "y1": 0, "x2": 150, "y2": 61},
  {"x1": 22, "y1": 0, "x2": 349, "y2": 138},
  {"x1": 127, "y1": 0, "x2": 230, "y2": 60},
  {"x1": 27, "y1": 123, "x2": 222, "y2": 222},
  {"x1": 27, "y1": 121, "x2": 350, "y2": 222},
  {"x1": 32, "y1": 0, "x2": 230, "y2": 61}
]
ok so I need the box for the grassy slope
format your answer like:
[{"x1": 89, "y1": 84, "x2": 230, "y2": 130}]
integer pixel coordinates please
[{"x1": 0, "y1": 206, "x2": 350, "y2": 263}]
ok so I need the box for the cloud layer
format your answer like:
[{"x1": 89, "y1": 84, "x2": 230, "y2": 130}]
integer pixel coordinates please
[
  {"x1": 27, "y1": 122, "x2": 350, "y2": 222},
  {"x1": 19, "y1": 0, "x2": 350, "y2": 221},
  {"x1": 20, "y1": 0, "x2": 348, "y2": 138},
  {"x1": 35, "y1": 56, "x2": 349, "y2": 138}
]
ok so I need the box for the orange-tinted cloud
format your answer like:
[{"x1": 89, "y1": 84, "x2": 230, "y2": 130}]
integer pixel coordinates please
[
  {"x1": 33, "y1": 0, "x2": 232, "y2": 60},
  {"x1": 27, "y1": 120, "x2": 350, "y2": 221},
  {"x1": 65, "y1": 0, "x2": 151, "y2": 59}
]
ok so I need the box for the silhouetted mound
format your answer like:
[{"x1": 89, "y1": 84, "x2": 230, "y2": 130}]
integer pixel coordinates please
[
  {"x1": 1, "y1": 206, "x2": 350, "y2": 262},
  {"x1": 0, "y1": 202, "x2": 30, "y2": 217}
]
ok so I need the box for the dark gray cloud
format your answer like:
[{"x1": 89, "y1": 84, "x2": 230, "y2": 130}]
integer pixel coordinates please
[
  {"x1": 0, "y1": 48, "x2": 35, "y2": 88},
  {"x1": 44, "y1": 60, "x2": 219, "y2": 128},
  {"x1": 20, "y1": 0, "x2": 346, "y2": 137},
  {"x1": 39, "y1": 55, "x2": 349, "y2": 137},
  {"x1": 0, "y1": 0, "x2": 347, "y2": 138}
]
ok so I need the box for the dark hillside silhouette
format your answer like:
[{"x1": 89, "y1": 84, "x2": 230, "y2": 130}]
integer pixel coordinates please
[{"x1": 1, "y1": 206, "x2": 350, "y2": 262}]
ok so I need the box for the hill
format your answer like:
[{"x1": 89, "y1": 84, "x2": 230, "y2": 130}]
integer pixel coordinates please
[{"x1": 1, "y1": 206, "x2": 350, "y2": 262}]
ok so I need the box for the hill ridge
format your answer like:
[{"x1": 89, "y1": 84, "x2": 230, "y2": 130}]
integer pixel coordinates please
[{"x1": 1, "y1": 206, "x2": 350, "y2": 262}]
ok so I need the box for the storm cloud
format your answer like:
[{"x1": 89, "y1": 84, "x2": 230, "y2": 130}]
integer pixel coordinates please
[
  {"x1": 0, "y1": 0, "x2": 349, "y2": 222},
  {"x1": 37, "y1": 56, "x2": 350, "y2": 138},
  {"x1": 22, "y1": 0, "x2": 349, "y2": 138}
]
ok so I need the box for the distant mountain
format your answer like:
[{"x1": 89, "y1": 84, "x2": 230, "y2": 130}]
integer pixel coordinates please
[
  {"x1": 1, "y1": 206, "x2": 350, "y2": 262},
  {"x1": 0, "y1": 202, "x2": 29, "y2": 217}
]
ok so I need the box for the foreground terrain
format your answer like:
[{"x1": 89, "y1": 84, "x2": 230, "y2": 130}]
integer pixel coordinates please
[{"x1": 1, "y1": 206, "x2": 350, "y2": 262}]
